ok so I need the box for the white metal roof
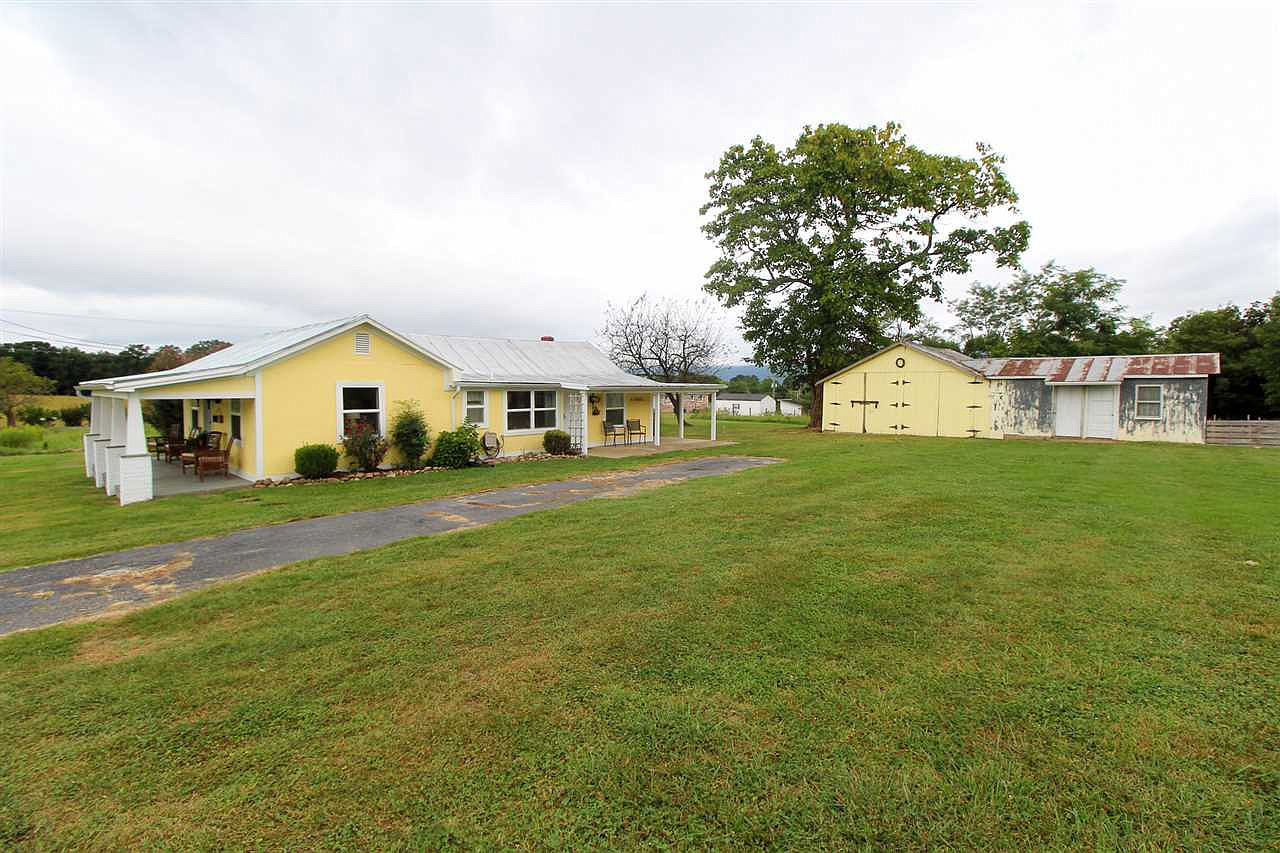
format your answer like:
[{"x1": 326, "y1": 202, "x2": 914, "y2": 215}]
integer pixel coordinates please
[{"x1": 79, "y1": 315, "x2": 721, "y2": 393}]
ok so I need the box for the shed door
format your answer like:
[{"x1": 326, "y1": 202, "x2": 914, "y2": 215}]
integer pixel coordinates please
[
  {"x1": 1054, "y1": 387, "x2": 1083, "y2": 437},
  {"x1": 1084, "y1": 386, "x2": 1117, "y2": 438}
]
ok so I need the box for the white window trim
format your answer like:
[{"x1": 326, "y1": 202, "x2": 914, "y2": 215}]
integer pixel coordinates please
[
  {"x1": 229, "y1": 399, "x2": 243, "y2": 443},
  {"x1": 463, "y1": 389, "x2": 488, "y2": 427},
  {"x1": 604, "y1": 392, "x2": 625, "y2": 427},
  {"x1": 1135, "y1": 384, "x2": 1163, "y2": 421},
  {"x1": 505, "y1": 389, "x2": 558, "y2": 434},
  {"x1": 335, "y1": 381, "x2": 386, "y2": 439}
]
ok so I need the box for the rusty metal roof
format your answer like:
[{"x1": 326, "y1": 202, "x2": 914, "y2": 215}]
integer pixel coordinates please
[{"x1": 965, "y1": 353, "x2": 1221, "y2": 383}]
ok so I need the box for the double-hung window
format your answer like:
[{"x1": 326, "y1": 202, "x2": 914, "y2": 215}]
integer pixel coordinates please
[
  {"x1": 230, "y1": 399, "x2": 242, "y2": 440},
  {"x1": 506, "y1": 390, "x2": 557, "y2": 431},
  {"x1": 604, "y1": 392, "x2": 625, "y2": 427},
  {"x1": 1135, "y1": 385, "x2": 1163, "y2": 420},
  {"x1": 339, "y1": 384, "x2": 383, "y2": 436},
  {"x1": 464, "y1": 390, "x2": 487, "y2": 426}
]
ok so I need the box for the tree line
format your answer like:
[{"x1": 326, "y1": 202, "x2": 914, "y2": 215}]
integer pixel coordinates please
[{"x1": 0, "y1": 339, "x2": 231, "y2": 428}]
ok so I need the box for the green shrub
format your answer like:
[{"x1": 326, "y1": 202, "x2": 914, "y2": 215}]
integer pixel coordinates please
[
  {"x1": 17, "y1": 405, "x2": 56, "y2": 425},
  {"x1": 58, "y1": 404, "x2": 91, "y2": 427},
  {"x1": 0, "y1": 426, "x2": 42, "y2": 449},
  {"x1": 429, "y1": 422, "x2": 481, "y2": 469},
  {"x1": 294, "y1": 444, "x2": 339, "y2": 479},
  {"x1": 340, "y1": 422, "x2": 389, "y2": 472},
  {"x1": 542, "y1": 429, "x2": 573, "y2": 455},
  {"x1": 389, "y1": 400, "x2": 430, "y2": 468}
]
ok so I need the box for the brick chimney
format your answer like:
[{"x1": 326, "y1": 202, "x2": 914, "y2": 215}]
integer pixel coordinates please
[{"x1": 540, "y1": 335, "x2": 555, "y2": 341}]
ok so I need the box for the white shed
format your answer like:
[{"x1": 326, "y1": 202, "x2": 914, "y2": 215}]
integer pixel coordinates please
[{"x1": 716, "y1": 393, "x2": 776, "y2": 416}]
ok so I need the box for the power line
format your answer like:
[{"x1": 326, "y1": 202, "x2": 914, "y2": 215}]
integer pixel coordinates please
[
  {"x1": 0, "y1": 307, "x2": 280, "y2": 330},
  {"x1": 0, "y1": 318, "x2": 129, "y2": 351}
]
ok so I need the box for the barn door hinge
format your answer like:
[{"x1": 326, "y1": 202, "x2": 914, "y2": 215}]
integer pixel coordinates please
[
  {"x1": 828, "y1": 422, "x2": 841, "y2": 428},
  {"x1": 966, "y1": 428, "x2": 980, "y2": 436},
  {"x1": 966, "y1": 404, "x2": 981, "y2": 409},
  {"x1": 969, "y1": 379, "x2": 983, "y2": 385}
]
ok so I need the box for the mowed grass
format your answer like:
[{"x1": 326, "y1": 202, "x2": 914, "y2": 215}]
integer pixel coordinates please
[
  {"x1": 1, "y1": 422, "x2": 1277, "y2": 848},
  {"x1": 0, "y1": 420, "x2": 728, "y2": 570}
]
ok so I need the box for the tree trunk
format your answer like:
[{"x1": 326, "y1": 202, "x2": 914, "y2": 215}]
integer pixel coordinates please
[{"x1": 808, "y1": 381, "x2": 824, "y2": 430}]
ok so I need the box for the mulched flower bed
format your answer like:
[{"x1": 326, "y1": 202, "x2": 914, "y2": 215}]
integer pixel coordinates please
[{"x1": 252, "y1": 452, "x2": 583, "y2": 487}]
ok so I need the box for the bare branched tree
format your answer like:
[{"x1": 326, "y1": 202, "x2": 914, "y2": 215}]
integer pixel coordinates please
[{"x1": 599, "y1": 294, "x2": 729, "y2": 409}]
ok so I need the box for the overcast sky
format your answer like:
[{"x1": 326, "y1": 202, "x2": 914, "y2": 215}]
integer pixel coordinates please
[{"x1": 2, "y1": 2, "x2": 1277, "y2": 356}]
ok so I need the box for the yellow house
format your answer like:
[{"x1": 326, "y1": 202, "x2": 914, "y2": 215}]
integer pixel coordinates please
[
  {"x1": 820, "y1": 342, "x2": 1221, "y2": 442},
  {"x1": 77, "y1": 315, "x2": 722, "y2": 505}
]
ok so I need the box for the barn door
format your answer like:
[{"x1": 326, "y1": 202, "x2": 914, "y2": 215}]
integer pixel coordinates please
[{"x1": 1054, "y1": 387, "x2": 1084, "y2": 437}]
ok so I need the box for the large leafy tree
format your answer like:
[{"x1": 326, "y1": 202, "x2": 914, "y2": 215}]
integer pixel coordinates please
[
  {"x1": 700, "y1": 122, "x2": 1028, "y2": 427},
  {"x1": 950, "y1": 262, "x2": 1162, "y2": 358},
  {"x1": 1166, "y1": 295, "x2": 1279, "y2": 418},
  {"x1": 0, "y1": 357, "x2": 54, "y2": 427}
]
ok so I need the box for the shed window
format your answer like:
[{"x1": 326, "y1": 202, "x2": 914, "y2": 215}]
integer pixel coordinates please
[
  {"x1": 464, "y1": 390, "x2": 487, "y2": 426},
  {"x1": 339, "y1": 384, "x2": 383, "y2": 436},
  {"x1": 1135, "y1": 385, "x2": 1162, "y2": 420},
  {"x1": 604, "y1": 392, "x2": 625, "y2": 427},
  {"x1": 230, "y1": 399, "x2": 242, "y2": 441},
  {"x1": 506, "y1": 390, "x2": 557, "y2": 431},
  {"x1": 354, "y1": 333, "x2": 371, "y2": 355}
]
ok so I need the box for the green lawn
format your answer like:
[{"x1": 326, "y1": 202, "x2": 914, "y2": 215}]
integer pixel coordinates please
[
  {"x1": 1, "y1": 421, "x2": 1277, "y2": 848},
  {"x1": 0, "y1": 425, "x2": 87, "y2": 457}
]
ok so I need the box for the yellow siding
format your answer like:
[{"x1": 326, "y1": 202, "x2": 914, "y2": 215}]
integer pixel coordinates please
[
  {"x1": 821, "y1": 344, "x2": 994, "y2": 439},
  {"x1": 464, "y1": 389, "x2": 657, "y2": 454},
  {"x1": 259, "y1": 323, "x2": 452, "y2": 476},
  {"x1": 146, "y1": 376, "x2": 255, "y2": 398}
]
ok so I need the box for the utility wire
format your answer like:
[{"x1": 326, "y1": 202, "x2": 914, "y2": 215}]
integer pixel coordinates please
[
  {"x1": 0, "y1": 307, "x2": 279, "y2": 330},
  {"x1": 0, "y1": 317, "x2": 130, "y2": 351}
]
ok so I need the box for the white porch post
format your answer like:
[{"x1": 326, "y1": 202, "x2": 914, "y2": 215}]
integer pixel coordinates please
[
  {"x1": 83, "y1": 395, "x2": 99, "y2": 478},
  {"x1": 580, "y1": 391, "x2": 589, "y2": 456},
  {"x1": 653, "y1": 392, "x2": 661, "y2": 448},
  {"x1": 678, "y1": 393, "x2": 685, "y2": 439},
  {"x1": 104, "y1": 397, "x2": 127, "y2": 497},
  {"x1": 93, "y1": 396, "x2": 112, "y2": 489},
  {"x1": 118, "y1": 394, "x2": 154, "y2": 505},
  {"x1": 710, "y1": 391, "x2": 718, "y2": 441}
]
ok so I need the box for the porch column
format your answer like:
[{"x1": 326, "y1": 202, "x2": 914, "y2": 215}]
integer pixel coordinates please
[
  {"x1": 118, "y1": 394, "x2": 154, "y2": 505},
  {"x1": 653, "y1": 393, "x2": 661, "y2": 448},
  {"x1": 710, "y1": 391, "x2": 718, "y2": 441},
  {"x1": 678, "y1": 393, "x2": 685, "y2": 439},
  {"x1": 93, "y1": 396, "x2": 112, "y2": 489},
  {"x1": 104, "y1": 397, "x2": 127, "y2": 497},
  {"x1": 83, "y1": 395, "x2": 99, "y2": 478},
  {"x1": 580, "y1": 391, "x2": 589, "y2": 456}
]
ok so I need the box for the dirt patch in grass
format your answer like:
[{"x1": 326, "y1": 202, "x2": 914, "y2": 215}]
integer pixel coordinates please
[{"x1": 74, "y1": 634, "x2": 175, "y2": 666}]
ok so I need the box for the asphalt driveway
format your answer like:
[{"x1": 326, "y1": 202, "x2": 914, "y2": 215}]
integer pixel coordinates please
[{"x1": 0, "y1": 455, "x2": 780, "y2": 636}]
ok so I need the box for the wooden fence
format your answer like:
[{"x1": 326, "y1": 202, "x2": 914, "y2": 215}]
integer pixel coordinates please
[{"x1": 1205, "y1": 420, "x2": 1280, "y2": 448}]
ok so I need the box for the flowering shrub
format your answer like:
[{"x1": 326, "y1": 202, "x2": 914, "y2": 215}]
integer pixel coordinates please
[{"x1": 340, "y1": 421, "x2": 388, "y2": 472}]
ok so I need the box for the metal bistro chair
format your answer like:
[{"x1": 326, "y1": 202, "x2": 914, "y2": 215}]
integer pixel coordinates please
[
  {"x1": 604, "y1": 420, "x2": 626, "y2": 446},
  {"x1": 625, "y1": 418, "x2": 647, "y2": 445}
]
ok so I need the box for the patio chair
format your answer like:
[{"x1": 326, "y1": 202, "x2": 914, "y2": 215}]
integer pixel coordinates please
[
  {"x1": 604, "y1": 420, "x2": 626, "y2": 446},
  {"x1": 195, "y1": 438, "x2": 230, "y2": 481},
  {"x1": 180, "y1": 433, "x2": 224, "y2": 476},
  {"x1": 148, "y1": 435, "x2": 167, "y2": 461},
  {"x1": 165, "y1": 430, "x2": 192, "y2": 464},
  {"x1": 625, "y1": 418, "x2": 646, "y2": 445}
]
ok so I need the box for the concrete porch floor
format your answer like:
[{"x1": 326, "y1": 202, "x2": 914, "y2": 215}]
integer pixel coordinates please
[
  {"x1": 152, "y1": 457, "x2": 253, "y2": 497},
  {"x1": 586, "y1": 437, "x2": 734, "y2": 458}
]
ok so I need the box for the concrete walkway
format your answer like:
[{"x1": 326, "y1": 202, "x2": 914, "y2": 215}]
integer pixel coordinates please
[{"x1": 0, "y1": 455, "x2": 779, "y2": 636}]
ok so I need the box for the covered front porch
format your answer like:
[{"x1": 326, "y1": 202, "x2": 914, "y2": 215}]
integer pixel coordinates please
[
  {"x1": 151, "y1": 450, "x2": 252, "y2": 497},
  {"x1": 587, "y1": 435, "x2": 733, "y2": 459}
]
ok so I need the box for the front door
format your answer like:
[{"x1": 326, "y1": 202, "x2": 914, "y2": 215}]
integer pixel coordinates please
[{"x1": 1084, "y1": 386, "x2": 1117, "y2": 438}]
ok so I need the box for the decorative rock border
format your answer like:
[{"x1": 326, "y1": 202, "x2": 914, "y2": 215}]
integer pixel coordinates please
[{"x1": 251, "y1": 452, "x2": 584, "y2": 488}]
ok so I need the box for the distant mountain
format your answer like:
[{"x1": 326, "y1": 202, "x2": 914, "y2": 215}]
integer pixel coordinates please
[{"x1": 715, "y1": 364, "x2": 775, "y2": 380}]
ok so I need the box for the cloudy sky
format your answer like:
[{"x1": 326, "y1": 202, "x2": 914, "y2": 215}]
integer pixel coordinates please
[{"x1": 2, "y1": 2, "x2": 1277, "y2": 356}]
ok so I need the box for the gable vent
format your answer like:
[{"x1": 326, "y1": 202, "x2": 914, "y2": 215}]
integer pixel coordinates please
[{"x1": 354, "y1": 332, "x2": 371, "y2": 355}]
